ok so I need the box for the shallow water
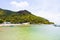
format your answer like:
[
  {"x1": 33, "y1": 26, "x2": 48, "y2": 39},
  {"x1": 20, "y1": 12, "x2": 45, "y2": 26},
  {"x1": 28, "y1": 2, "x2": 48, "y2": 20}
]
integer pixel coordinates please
[{"x1": 0, "y1": 24, "x2": 60, "y2": 40}]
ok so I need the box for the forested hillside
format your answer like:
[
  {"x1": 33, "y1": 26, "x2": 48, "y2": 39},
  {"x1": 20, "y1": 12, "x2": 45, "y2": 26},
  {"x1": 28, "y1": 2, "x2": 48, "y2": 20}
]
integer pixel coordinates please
[{"x1": 0, "y1": 8, "x2": 54, "y2": 24}]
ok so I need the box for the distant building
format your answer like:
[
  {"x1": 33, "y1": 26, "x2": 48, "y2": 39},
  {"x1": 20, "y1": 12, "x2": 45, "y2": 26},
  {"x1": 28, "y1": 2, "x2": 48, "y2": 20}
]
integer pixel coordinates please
[
  {"x1": 22, "y1": 22, "x2": 30, "y2": 25},
  {"x1": 3, "y1": 22, "x2": 11, "y2": 24}
]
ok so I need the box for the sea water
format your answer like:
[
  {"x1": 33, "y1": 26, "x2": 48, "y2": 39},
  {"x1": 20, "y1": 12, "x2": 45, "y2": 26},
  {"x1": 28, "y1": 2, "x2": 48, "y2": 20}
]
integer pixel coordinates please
[{"x1": 0, "y1": 24, "x2": 60, "y2": 40}]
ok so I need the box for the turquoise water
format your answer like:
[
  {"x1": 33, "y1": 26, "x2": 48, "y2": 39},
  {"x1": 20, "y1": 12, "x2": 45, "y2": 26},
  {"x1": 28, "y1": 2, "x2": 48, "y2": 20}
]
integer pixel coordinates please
[{"x1": 0, "y1": 24, "x2": 60, "y2": 40}]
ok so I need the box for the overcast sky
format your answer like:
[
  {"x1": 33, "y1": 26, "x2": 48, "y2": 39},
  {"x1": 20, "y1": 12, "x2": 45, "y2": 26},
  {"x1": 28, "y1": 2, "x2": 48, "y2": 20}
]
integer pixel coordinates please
[{"x1": 0, "y1": 0, "x2": 60, "y2": 24}]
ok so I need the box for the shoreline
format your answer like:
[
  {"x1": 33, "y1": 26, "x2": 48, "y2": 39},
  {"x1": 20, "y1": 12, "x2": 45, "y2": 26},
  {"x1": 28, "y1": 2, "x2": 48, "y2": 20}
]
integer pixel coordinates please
[
  {"x1": 0, "y1": 23, "x2": 30, "y2": 26},
  {"x1": 0, "y1": 24, "x2": 21, "y2": 26},
  {"x1": 0, "y1": 23, "x2": 54, "y2": 27}
]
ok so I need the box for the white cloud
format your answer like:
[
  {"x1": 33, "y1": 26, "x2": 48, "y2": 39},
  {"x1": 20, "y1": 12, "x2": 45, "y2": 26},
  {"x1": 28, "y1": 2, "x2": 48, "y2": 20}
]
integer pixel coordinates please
[{"x1": 10, "y1": 1, "x2": 29, "y2": 11}]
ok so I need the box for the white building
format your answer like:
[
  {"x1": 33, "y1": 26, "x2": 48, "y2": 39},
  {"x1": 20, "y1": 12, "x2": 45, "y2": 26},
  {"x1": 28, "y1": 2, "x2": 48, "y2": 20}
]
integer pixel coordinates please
[
  {"x1": 3, "y1": 22, "x2": 11, "y2": 24},
  {"x1": 22, "y1": 22, "x2": 30, "y2": 25}
]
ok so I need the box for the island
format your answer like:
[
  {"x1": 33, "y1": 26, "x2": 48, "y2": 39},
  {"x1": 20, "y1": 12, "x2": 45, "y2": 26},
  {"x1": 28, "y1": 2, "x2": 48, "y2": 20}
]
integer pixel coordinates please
[{"x1": 0, "y1": 8, "x2": 54, "y2": 24}]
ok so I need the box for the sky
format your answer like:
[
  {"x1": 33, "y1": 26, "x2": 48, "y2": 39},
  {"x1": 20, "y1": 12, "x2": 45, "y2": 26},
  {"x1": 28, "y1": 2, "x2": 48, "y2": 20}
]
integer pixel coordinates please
[{"x1": 0, "y1": 0, "x2": 60, "y2": 24}]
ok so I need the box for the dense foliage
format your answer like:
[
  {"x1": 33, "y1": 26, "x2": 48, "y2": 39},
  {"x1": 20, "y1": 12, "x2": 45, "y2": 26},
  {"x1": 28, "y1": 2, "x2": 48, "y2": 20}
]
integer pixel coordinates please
[
  {"x1": 0, "y1": 8, "x2": 54, "y2": 24},
  {"x1": 0, "y1": 19, "x2": 4, "y2": 24}
]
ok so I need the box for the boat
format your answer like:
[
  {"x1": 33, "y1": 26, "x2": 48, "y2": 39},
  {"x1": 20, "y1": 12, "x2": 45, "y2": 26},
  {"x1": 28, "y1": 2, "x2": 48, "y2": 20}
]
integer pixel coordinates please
[{"x1": 54, "y1": 24, "x2": 60, "y2": 27}]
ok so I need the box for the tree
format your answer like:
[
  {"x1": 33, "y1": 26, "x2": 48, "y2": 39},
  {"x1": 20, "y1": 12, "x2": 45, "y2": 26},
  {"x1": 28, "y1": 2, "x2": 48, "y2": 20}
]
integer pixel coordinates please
[{"x1": 0, "y1": 19, "x2": 4, "y2": 24}]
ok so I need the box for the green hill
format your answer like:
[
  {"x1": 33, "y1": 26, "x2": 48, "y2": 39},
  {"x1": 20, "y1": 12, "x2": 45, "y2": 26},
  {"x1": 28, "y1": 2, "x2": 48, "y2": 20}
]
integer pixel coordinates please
[{"x1": 0, "y1": 8, "x2": 54, "y2": 24}]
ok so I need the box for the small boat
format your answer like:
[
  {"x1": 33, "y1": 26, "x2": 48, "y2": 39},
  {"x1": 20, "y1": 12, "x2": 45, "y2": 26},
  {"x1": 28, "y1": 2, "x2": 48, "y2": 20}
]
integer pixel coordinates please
[{"x1": 54, "y1": 24, "x2": 60, "y2": 27}]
